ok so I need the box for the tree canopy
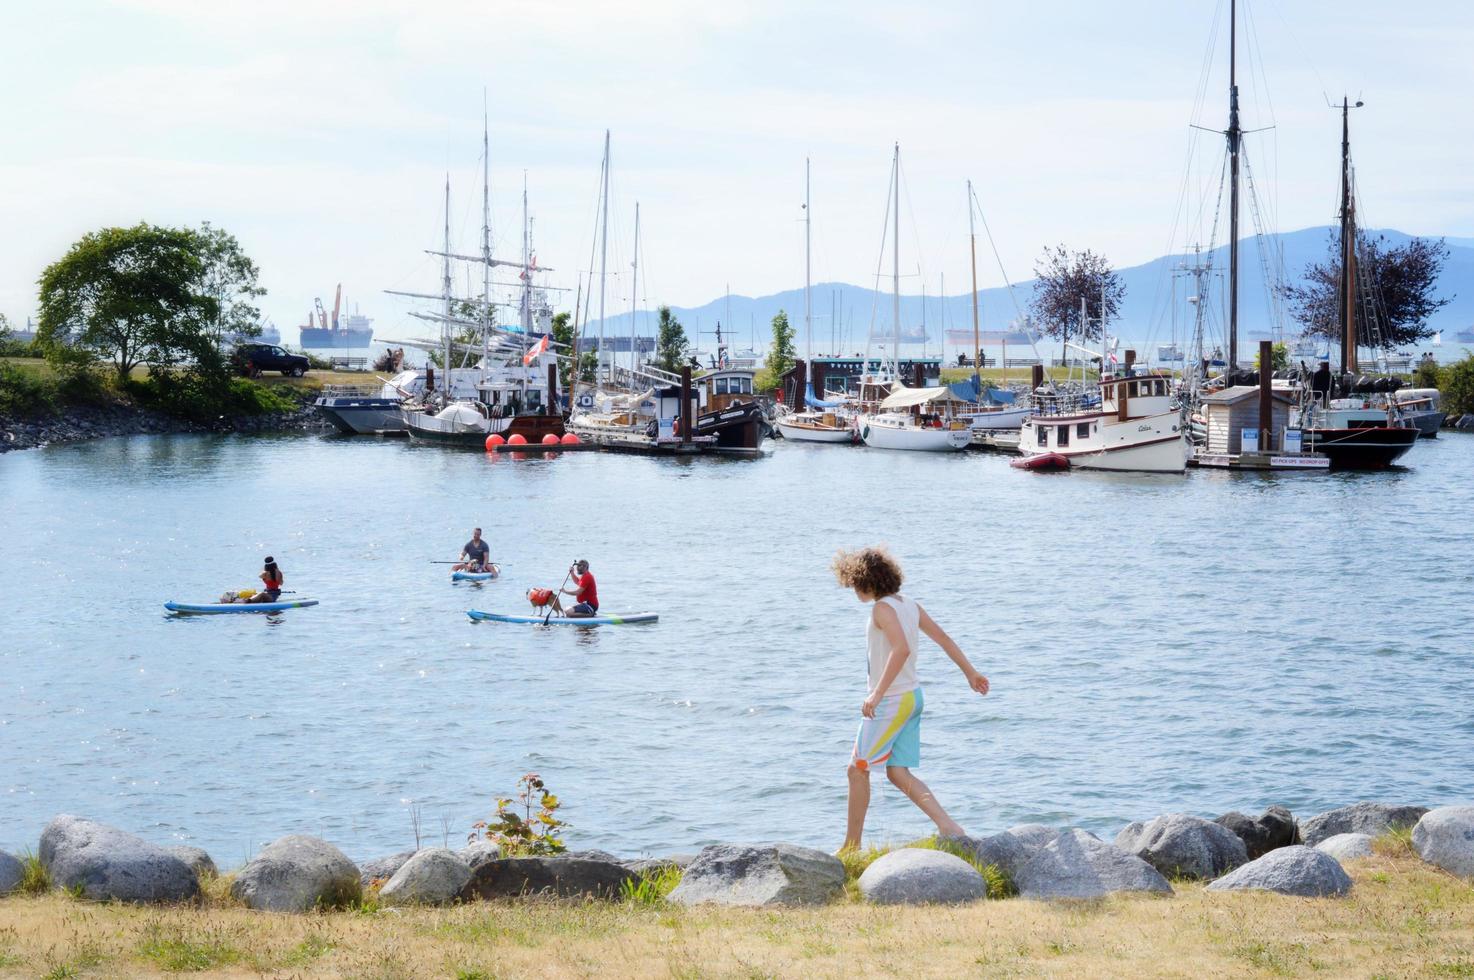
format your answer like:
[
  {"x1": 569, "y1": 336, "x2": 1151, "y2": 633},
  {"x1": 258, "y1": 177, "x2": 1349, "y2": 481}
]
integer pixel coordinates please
[
  {"x1": 767, "y1": 310, "x2": 796, "y2": 379},
  {"x1": 1026, "y1": 245, "x2": 1125, "y2": 341},
  {"x1": 653, "y1": 305, "x2": 689, "y2": 374},
  {"x1": 1283, "y1": 232, "x2": 1451, "y2": 350},
  {"x1": 195, "y1": 221, "x2": 266, "y2": 346}
]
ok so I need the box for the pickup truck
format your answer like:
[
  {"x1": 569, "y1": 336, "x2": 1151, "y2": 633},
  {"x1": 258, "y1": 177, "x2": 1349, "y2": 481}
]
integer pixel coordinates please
[{"x1": 233, "y1": 343, "x2": 310, "y2": 378}]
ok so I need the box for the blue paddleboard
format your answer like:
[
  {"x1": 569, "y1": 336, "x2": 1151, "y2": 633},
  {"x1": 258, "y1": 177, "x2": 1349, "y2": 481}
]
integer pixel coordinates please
[
  {"x1": 467, "y1": 609, "x2": 657, "y2": 626},
  {"x1": 165, "y1": 599, "x2": 320, "y2": 614}
]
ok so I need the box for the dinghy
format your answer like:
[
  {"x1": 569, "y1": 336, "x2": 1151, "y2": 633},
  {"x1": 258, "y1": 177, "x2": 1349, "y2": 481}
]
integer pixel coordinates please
[
  {"x1": 1011, "y1": 452, "x2": 1070, "y2": 471},
  {"x1": 165, "y1": 599, "x2": 320, "y2": 614},
  {"x1": 467, "y1": 609, "x2": 658, "y2": 626}
]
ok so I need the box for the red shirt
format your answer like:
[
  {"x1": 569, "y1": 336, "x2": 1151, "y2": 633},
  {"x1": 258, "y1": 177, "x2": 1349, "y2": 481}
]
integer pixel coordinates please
[{"x1": 574, "y1": 571, "x2": 598, "y2": 608}]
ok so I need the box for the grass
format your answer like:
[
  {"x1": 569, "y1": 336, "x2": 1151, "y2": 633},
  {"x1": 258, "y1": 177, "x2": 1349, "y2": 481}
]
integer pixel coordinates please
[
  {"x1": 618, "y1": 863, "x2": 684, "y2": 906},
  {"x1": 0, "y1": 852, "x2": 1469, "y2": 977}
]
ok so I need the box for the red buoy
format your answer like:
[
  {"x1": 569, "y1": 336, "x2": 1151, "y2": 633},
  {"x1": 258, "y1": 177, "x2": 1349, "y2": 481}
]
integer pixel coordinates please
[
  {"x1": 541, "y1": 433, "x2": 560, "y2": 445},
  {"x1": 507, "y1": 433, "x2": 528, "y2": 446},
  {"x1": 560, "y1": 433, "x2": 580, "y2": 445},
  {"x1": 485, "y1": 433, "x2": 505, "y2": 450}
]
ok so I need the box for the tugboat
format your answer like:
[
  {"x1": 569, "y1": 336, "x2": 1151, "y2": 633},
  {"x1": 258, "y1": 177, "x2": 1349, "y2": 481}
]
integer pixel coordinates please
[{"x1": 1019, "y1": 362, "x2": 1188, "y2": 473}]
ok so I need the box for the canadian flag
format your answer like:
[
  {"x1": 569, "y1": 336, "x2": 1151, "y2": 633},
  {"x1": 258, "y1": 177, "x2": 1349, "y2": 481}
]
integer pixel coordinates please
[{"x1": 523, "y1": 335, "x2": 549, "y2": 366}]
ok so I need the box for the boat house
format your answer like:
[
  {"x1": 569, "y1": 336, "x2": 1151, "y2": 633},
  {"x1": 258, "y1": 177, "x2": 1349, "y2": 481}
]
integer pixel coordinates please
[{"x1": 1201, "y1": 386, "x2": 1296, "y2": 454}]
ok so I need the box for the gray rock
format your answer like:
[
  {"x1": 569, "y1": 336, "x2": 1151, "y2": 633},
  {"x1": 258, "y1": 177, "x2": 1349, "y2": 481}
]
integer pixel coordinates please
[
  {"x1": 669, "y1": 844, "x2": 845, "y2": 907},
  {"x1": 0, "y1": 850, "x2": 23, "y2": 895},
  {"x1": 564, "y1": 848, "x2": 621, "y2": 863},
  {"x1": 858, "y1": 848, "x2": 987, "y2": 905},
  {"x1": 1412, "y1": 805, "x2": 1474, "y2": 878},
  {"x1": 458, "y1": 840, "x2": 503, "y2": 874},
  {"x1": 166, "y1": 846, "x2": 218, "y2": 879},
  {"x1": 380, "y1": 848, "x2": 471, "y2": 906},
  {"x1": 1005, "y1": 823, "x2": 1067, "y2": 856},
  {"x1": 359, "y1": 850, "x2": 417, "y2": 886},
  {"x1": 459, "y1": 855, "x2": 636, "y2": 900},
  {"x1": 968, "y1": 832, "x2": 1030, "y2": 881},
  {"x1": 1215, "y1": 806, "x2": 1300, "y2": 859},
  {"x1": 39, "y1": 815, "x2": 199, "y2": 903},
  {"x1": 1206, "y1": 845, "x2": 1353, "y2": 897},
  {"x1": 1115, "y1": 814, "x2": 1248, "y2": 880},
  {"x1": 625, "y1": 854, "x2": 694, "y2": 876},
  {"x1": 1014, "y1": 829, "x2": 1173, "y2": 900},
  {"x1": 1315, "y1": 833, "x2": 1376, "y2": 861},
  {"x1": 230, "y1": 835, "x2": 361, "y2": 912},
  {"x1": 1299, "y1": 803, "x2": 1429, "y2": 846}
]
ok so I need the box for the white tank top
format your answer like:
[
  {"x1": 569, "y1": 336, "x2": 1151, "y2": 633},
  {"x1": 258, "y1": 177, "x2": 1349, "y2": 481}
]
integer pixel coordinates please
[{"x1": 867, "y1": 594, "x2": 921, "y2": 696}]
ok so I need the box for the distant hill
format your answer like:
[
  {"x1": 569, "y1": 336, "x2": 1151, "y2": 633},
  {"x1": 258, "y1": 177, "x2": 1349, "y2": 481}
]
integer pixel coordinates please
[{"x1": 588, "y1": 226, "x2": 1472, "y2": 357}]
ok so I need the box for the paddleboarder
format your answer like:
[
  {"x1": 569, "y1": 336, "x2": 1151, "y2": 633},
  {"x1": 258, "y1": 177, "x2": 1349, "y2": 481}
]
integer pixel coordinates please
[
  {"x1": 245, "y1": 556, "x2": 284, "y2": 604},
  {"x1": 452, "y1": 528, "x2": 492, "y2": 572},
  {"x1": 552, "y1": 559, "x2": 598, "y2": 618},
  {"x1": 832, "y1": 546, "x2": 989, "y2": 852}
]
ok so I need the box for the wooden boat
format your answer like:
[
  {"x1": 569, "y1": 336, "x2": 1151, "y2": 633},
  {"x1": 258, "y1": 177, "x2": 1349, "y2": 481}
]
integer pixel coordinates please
[{"x1": 1019, "y1": 373, "x2": 1188, "y2": 473}]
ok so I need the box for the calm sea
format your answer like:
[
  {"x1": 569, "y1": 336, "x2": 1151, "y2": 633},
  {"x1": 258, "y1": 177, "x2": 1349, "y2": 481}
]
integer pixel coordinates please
[{"x1": 2, "y1": 432, "x2": 1470, "y2": 867}]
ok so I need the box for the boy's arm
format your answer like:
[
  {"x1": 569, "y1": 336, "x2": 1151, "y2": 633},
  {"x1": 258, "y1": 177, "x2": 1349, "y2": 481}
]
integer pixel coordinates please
[
  {"x1": 918, "y1": 605, "x2": 989, "y2": 696},
  {"x1": 863, "y1": 603, "x2": 913, "y2": 716}
]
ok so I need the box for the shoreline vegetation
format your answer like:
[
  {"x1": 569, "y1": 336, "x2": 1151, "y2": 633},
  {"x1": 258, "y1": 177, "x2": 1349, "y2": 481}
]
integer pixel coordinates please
[{"x1": 0, "y1": 841, "x2": 1469, "y2": 978}]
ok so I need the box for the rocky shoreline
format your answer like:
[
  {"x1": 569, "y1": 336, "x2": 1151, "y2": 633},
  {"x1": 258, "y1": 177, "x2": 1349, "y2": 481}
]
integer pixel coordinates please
[
  {"x1": 0, "y1": 397, "x2": 329, "y2": 454},
  {"x1": 4, "y1": 801, "x2": 1470, "y2": 911}
]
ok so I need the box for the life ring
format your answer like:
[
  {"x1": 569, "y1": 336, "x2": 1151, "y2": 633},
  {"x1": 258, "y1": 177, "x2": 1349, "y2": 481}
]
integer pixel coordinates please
[{"x1": 671, "y1": 417, "x2": 682, "y2": 437}]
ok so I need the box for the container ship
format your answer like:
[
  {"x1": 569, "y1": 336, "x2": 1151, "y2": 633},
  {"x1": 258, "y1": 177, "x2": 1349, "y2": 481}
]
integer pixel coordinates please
[{"x1": 299, "y1": 284, "x2": 374, "y2": 348}]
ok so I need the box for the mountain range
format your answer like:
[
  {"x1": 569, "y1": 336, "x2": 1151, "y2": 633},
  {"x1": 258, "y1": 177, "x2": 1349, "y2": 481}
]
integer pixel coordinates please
[{"x1": 589, "y1": 225, "x2": 1474, "y2": 356}]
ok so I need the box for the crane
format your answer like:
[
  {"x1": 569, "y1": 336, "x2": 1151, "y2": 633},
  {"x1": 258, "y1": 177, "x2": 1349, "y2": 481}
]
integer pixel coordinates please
[
  {"x1": 331, "y1": 284, "x2": 342, "y2": 331},
  {"x1": 313, "y1": 297, "x2": 328, "y2": 330}
]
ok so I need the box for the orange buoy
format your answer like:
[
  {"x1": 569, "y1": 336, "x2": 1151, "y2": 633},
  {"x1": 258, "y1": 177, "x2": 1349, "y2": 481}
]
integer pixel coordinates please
[
  {"x1": 485, "y1": 433, "x2": 505, "y2": 449},
  {"x1": 560, "y1": 433, "x2": 580, "y2": 445},
  {"x1": 541, "y1": 433, "x2": 560, "y2": 445},
  {"x1": 507, "y1": 433, "x2": 528, "y2": 446}
]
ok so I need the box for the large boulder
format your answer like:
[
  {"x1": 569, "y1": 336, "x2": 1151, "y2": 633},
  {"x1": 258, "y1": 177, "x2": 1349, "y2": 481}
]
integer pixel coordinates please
[
  {"x1": 1315, "y1": 833, "x2": 1375, "y2": 862},
  {"x1": 1206, "y1": 845, "x2": 1352, "y2": 897},
  {"x1": 166, "y1": 846, "x2": 218, "y2": 879},
  {"x1": 359, "y1": 850, "x2": 417, "y2": 887},
  {"x1": 459, "y1": 854, "x2": 635, "y2": 900},
  {"x1": 1214, "y1": 806, "x2": 1299, "y2": 859},
  {"x1": 230, "y1": 835, "x2": 361, "y2": 912},
  {"x1": 1412, "y1": 806, "x2": 1474, "y2": 878},
  {"x1": 947, "y1": 825, "x2": 1092, "y2": 883},
  {"x1": 380, "y1": 848, "x2": 471, "y2": 906},
  {"x1": 1014, "y1": 829, "x2": 1172, "y2": 900},
  {"x1": 1299, "y1": 803, "x2": 1428, "y2": 847},
  {"x1": 669, "y1": 844, "x2": 845, "y2": 907},
  {"x1": 39, "y1": 815, "x2": 199, "y2": 903},
  {"x1": 625, "y1": 854, "x2": 695, "y2": 876},
  {"x1": 1115, "y1": 814, "x2": 1248, "y2": 880},
  {"x1": 0, "y1": 850, "x2": 23, "y2": 895},
  {"x1": 458, "y1": 841, "x2": 502, "y2": 874},
  {"x1": 858, "y1": 848, "x2": 987, "y2": 905}
]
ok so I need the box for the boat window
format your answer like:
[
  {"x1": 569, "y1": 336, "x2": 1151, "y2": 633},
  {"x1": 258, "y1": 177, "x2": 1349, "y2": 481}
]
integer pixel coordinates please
[
  {"x1": 1077, "y1": 422, "x2": 1090, "y2": 439},
  {"x1": 1057, "y1": 424, "x2": 1070, "y2": 447},
  {"x1": 715, "y1": 378, "x2": 729, "y2": 395},
  {"x1": 1037, "y1": 426, "x2": 1049, "y2": 447},
  {"x1": 1128, "y1": 381, "x2": 1139, "y2": 397},
  {"x1": 1154, "y1": 380, "x2": 1165, "y2": 396},
  {"x1": 738, "y1": 378, "x2": 751, "y2": 394}
]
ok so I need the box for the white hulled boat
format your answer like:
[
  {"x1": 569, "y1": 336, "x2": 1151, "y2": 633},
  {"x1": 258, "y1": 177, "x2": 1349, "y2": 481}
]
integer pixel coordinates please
[
  {"x1": 860, "y1": 385, "x2": 972, "y2": 452},
  {"x1": 1019, "y1": 372, "x2": 1188, "y2": 472}
]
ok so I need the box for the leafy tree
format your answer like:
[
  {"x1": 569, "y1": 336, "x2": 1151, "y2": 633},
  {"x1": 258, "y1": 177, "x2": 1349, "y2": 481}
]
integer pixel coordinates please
[
  {"x1": 767, "y1": 309, "x2": 796, "y2": 379},
  {"x1": 37, "y1": 223, "x2": 218, "y2": 382},
  {"x1": 653, "y1": 305, "x2": 689, "y2": 374},
  {"x1": 1440, "y1": 354, "x2": 1474, "y2": 418},
  {"x1": 194, "y1": 221, "x2": 265, "y2": 346},
  {"x1": 1027, "y1": 245, "x2": 1125, "y2": 341},
  {"x1": 1283, "y1": 232, "x2": 1451, "y2": 350},
  {"x1": 428, "y1": 323, "x2": 482, "y2": 369},
  {"x1": 551, "y1": 311, "x2": 575, "y2": 388},
  {"x1": 1254, "y1": 342, "x2": 1289, "y2": 373}
]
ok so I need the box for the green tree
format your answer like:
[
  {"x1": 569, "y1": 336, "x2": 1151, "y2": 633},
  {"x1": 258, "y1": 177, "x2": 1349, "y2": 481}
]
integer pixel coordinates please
[
  {"x1": 37, "y1": 223, "x2": 217, "y2": 382},
  {"x1": 1440, "y1": 354, "x2": 1474, "y2": 418},
  {"x1": 551, "y1": 311, "x2": 574, "y2": 388},
  {"x1": 1027, "y1": 245, "x2": 1125, "y2": 340},
  {"x1": 767, "y1": 309, "x2": 796, "y2": 378},
  {"x1": 195, "y1": 221, "x2": 265, "y2": 346},
  {"x1": 1254, "y1": 342, "x2": 1289, "y2": 373},
  {"x1": 653, "y1": 305, "x2": 689, "y2": 374},
  {"x1": 1283, "y1": 232, "x2": 1451, "y2": 349}
]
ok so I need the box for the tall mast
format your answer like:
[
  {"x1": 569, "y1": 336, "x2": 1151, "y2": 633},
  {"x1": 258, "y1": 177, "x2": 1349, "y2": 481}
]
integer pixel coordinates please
[
  {"x1": 441, "y1": 175, "x2": 452, "y2": 405},
  {"x1": 598, "y1": 130, "x2": 610, "y2": 387},
  {"x1": 967, "y1": 179, "x2": 980, "y2": 376},
  {"x1": 892, "y1": 142, "x2": 901, "y2": 381},
  {"x1": 520, "y1": 172, "x2": 530, "y2": 401},
  {"x1": 481, "y1": 98, "x2": 492, "y2": 385},
  {"x1": 804, "y1": 157, "x2": 813, "y2": 367},
  {"x1": 1226, "y1": 0, "x2": 1242, "y2": 374},
  {"x1": 1339, "y1": 97, "x2": 1359, "y2": 375},
  {"x1": 629, "y1": 202, "x2": 640, "y2": 376}
]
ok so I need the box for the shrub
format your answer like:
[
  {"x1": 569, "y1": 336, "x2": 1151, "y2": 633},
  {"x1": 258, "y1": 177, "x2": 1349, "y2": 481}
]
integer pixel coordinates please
[
  {"x1": 0, "y1": 363, "x2": 58, "y2": 416},
  {"x1": 620, "y1": 863, "x2": 683, "y2": 906},
  {"x1": 1440, "y1": 354, "x2": 1474, "y2": 417},
  {"x1": 19, "y1": 851, "x2": 52, "y2": 894},
  {"x1": 468, "y1": 773, "x2": 567, "y2": 856},
  {"x1": 127, "y1": 372, "x2": 296, "y2": 420}
]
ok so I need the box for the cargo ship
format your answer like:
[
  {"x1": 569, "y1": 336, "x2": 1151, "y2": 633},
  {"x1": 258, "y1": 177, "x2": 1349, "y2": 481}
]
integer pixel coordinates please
[{"x1": 299, "y1": 284, "x2": 374, "y2": 348}]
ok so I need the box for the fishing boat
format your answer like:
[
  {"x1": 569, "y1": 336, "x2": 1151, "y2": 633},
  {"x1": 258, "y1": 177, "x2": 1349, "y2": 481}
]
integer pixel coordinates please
[
  {"x1": 1392, "y1": 388, "x2": 1446, "y2": 438},
  {"x1": 1020, "y1": 368, "x2": 1188, "y2": 473},
  {"x1": 313, "y1": 367, "x2": 482, "y2": 435},
  {"x1": 775, "y1": 159, "x2": 856, "y2": 445}
]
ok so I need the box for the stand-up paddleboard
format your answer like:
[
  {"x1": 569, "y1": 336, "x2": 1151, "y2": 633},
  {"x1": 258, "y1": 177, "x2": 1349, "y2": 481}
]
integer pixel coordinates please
[
  {"x1": 451, "y1": 567, "x2": 499, "y2": 582},
  {"x1": 165, "y1": 599, "x2": 320, "y2": 614},
  {"x1": 467, "y1": 609, "x2": 657, "y2": 626}
]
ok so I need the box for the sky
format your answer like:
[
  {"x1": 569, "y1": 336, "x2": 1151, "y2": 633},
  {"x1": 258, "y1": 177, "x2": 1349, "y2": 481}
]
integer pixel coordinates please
[{"x1": 2, "y1": 0, "x2": 1472, "y2": 339}]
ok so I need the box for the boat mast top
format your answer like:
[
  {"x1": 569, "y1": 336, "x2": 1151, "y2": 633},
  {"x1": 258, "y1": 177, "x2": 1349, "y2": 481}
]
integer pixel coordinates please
[
  {"x1": 481, "y1": 99, "x2": 492, "y2": 384},
  {"x1": 598, "y1": 130, "x2": 610, "y2": 387},
  {"x1": 892, "y1": 142, "x2": 900, "y2": 383},
  {"x1": 629, "y1": 202, "x2": 640, "y2": 377},
  {"x1": 1339, "y1": 96, "x2": 1363, "y2": 375},
  {"x1": 967, "y1": 179, "x2": 980, "y2": 377},
  {"x1": 441, "y1": 175, "x2": 452, "y2": 405},
  {"x1": 804, "y1": 157, "x2": 812, "y2": 367},
  {"x1": 1225, "y1": 0, "x2": 1242, "y2": 376}
]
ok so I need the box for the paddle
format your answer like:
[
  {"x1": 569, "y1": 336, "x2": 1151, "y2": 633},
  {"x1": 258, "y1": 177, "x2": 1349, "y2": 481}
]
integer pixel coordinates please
[
  {"x1": 545, "y1": 564, "x2": 575, "y2": 624},
  {"x1": 430, "y1": 560, "x2": 509, "y2": 565}
]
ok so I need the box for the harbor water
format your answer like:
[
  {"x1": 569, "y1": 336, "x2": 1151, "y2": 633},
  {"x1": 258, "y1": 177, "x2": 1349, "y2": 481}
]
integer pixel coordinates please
[{"x1": 2, "y1": 433, "x2": 1471, "y2": 866}]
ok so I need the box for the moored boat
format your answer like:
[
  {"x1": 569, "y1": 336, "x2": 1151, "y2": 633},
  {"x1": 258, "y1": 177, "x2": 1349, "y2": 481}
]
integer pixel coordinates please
[{"x1": 1019, "y1": 372, "x2": 1188, "y2": 473}]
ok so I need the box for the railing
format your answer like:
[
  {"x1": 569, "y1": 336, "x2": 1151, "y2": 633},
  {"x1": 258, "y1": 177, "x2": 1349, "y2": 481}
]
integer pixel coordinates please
[{"x1": 319, "y1": 384, "x2": 387, "y2": 398}]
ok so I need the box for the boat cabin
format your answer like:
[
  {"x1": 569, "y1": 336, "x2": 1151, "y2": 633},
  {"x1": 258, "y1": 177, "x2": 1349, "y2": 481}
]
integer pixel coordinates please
[
  {"x1": 1099, "y1": 373, "x2": 1175, "y2": 419},
  {"x1": 1200, "y1": 386, "x2": 1296, "y2": 454},
  {"x1": 699, "y1": 368, "x2": 757, "y2": 412}
]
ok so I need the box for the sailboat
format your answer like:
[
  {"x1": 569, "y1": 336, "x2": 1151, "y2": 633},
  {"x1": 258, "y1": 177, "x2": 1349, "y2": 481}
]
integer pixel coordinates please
[
  {"x1": 955, "y1": 179, "x2": 1033, "y2": 435},
  {"x1": 858, "y1": 144, "x2": 972, "y2": 452},
  {"x1": 1293, "y1": 98, "x2": 1418, "y2": 469},
  {"x1": 776, "y1": 159, "x2": 857, "y2": 444}
]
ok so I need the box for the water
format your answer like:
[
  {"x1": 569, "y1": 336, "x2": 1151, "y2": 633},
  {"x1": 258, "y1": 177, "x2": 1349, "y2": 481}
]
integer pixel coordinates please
[{"x1": 2, "y1": 433, "x2": 1472, "y2": 866}]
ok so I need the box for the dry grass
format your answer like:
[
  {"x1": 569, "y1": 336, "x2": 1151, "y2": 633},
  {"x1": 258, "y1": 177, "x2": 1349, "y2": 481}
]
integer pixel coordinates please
[{"x1": 0, "y1": 852, "x2": 1469, "y2": 978}]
